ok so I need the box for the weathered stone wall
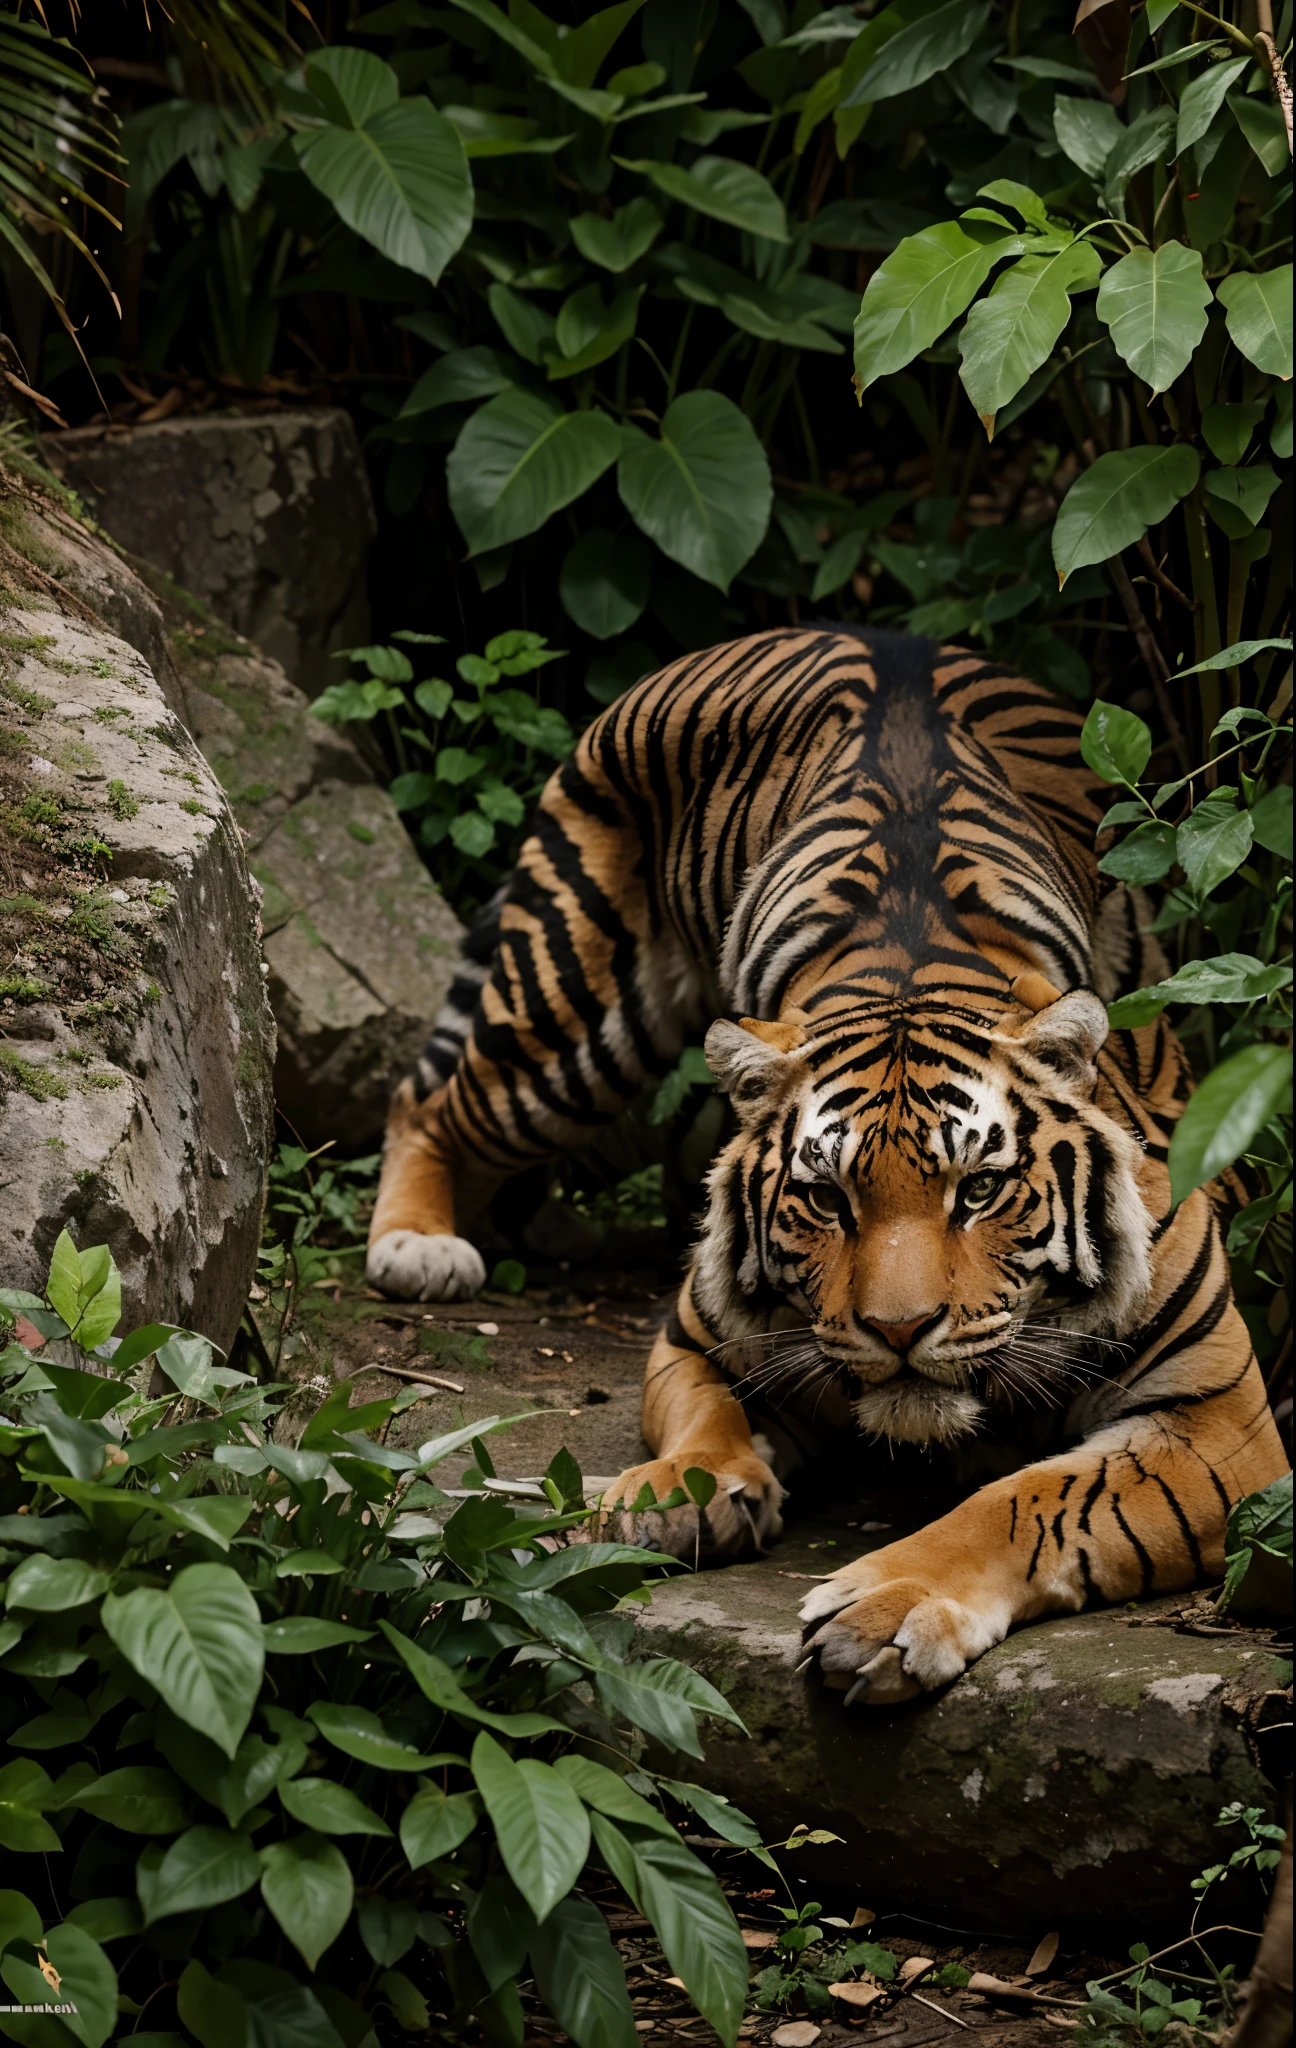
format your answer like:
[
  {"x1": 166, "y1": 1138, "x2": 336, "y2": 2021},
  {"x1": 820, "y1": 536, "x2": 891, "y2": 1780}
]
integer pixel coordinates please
[
  {"x1": 48, "y1": 411, "x2": 375, "y2": 699},
  {"x1": 0, "y1": 467, "x2": 275, "y2": 1351}
]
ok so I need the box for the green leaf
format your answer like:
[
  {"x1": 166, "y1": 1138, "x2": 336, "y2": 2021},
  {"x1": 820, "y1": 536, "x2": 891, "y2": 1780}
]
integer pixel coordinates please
[
  {"x1": 1203, "y1": 464, "x2": 1280, "y2": 534},
  {"x1": 1052, "y1": 444, "x2": 1200, "y2": 585},
  {"x1": 1250, "y1": 785, "x2": 1293, "y2": 860},
  {"x1": 660, "y1": 1779, "x2": 763, "y2": 1848},
  {"x1": 488, "y1": 283, "x2": 556, "y2": 365},
  {"x1": 4, "y1": 1554, "x2": 110, "y2": 1612},
  {"x1": 470, "y1": 1730, "x2": 590, "y2": 1923},
  {"x1": 400, "y1": 1784, "x2": 480, "y2": 1868},
  {"x1": 1096, "y1": 243, "x2": 1211, "y2": 395},
  {"x1": 854, "y1": 220, "x2": 1020, "y2": 392},
  {"x1": 1231, "y1": 90, "x2": 1289, "y2": 175},
  {"x1": 618, "y1": 155, "x2": 788, "y2": 241},
  {"x1": 1053, "y1": 95, "x2": 1124, "y2": 180},
  {"x1": 842, "y1": 0, "x2": 990, "y2": 104},
  {"x1": 570, "y1": 197, "x2": 663, "y2": 271},
  {"x1": 262, "y1": 1617, "x2": 373, "y2": 1655},
  {"x1": 1168, "y1": 1044, "x2": 1293, "y2": 1205},
  {"x1": 547, "y1": 283, "x2": 643, "y2": 378},
  {"x1": 43, "y1": 1922, "x2": 118, "y2": 2048},
  {"x1": 608, "y1": 1824, "x2": 747, "y2": 2047},
  {"x1": 294, "y1": 54, "x2": 471, "y2": 284},
  {"x1": 1096, "y1": 819, "x2": 1177, "y2": 883},
  {"x1": 279, "y1": 1777, "x2": 393, "y2": 1837},
  {"x1": 401, "y1": 347, "x2": 523, "y2": 417},
  {"x1": 1177, "y1": 789, "x2": 1254, "y2": 898},
  {"x1": 1174, "y1": 637, "x2": 1293, "y2": 677},
  {"x1": 447, "y1": 389, "x2": 621, "y2": 554},
  {"x1": 1107, "y1": 954, "x2": 1293, "y2": 1028},
  {"x1": 260, "y1": 1833, "x2": 354, "y2": 1972},
  {"x1": 378, "y1": 1619, "x2": 568, "y2": 1735},
  {"x1": 552, "y1": 1755, "x2": 675, "y2": 1835},
  {"x1": 101, "y1": 1564, "x2": 264, "y2": 1761},
  {"x1": 0, "y1": 1889, "x2": 43, "y2": 1953},
  {"x1": 959, "y1": 243, "x2": 1099, "y2": 435},
  {"x1": 1216, "y1": 267, "x2": 1294, "y2": 379},
  {"x1": 45, "y1": 1229, "x2": 82, "y2": 1331},
  {"x1": 139, "y1": 1826, "x2": 261, "y2": 1924},
  {"x1": 1175, "y1": 55, "x2": 1250, "y2": 156},
  {"x1": 1202, "y1": 402, "x2": 1265, "y2": 466},
  {"x1": 306, "y1": 1701, "x2": 450, "y2": 1770},
  {"x1": 358, "y1": 1895, "x2": 418, "y2": 1967},
  {"x1": 1081, "y1": 700, "x2": 1152, "y2": 786},
  {"x1": 531, "y1": 1896, "x2": 638, "y2": 2048},
  {"x1": 0, "y1": 1759, "x2": 59, "y2": 1853},
  {"x1": 617, "y1": 390, "x2": 771, "y2": 593},
  {"x1": 65, "y1": 1767, "x2": 190, "y2": 1835},
  {"x1": 560, "y1": 530, "x2": 650, "y2": 638}
]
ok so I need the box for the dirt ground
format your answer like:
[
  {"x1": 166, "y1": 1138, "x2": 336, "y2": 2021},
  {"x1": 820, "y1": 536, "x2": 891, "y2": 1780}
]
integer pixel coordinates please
[{"x1": 258, "y1": 1261, "x2": 1133, "y2": 2045}]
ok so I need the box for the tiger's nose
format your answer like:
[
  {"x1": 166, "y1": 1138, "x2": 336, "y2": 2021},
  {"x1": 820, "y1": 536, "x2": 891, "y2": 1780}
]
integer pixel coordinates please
[{"x1": 864, "y1": 1312, "x2": 943, "y2": 1353}]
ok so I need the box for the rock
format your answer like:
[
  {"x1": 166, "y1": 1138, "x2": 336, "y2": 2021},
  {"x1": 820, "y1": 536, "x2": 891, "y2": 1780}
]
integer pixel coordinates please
[
  {"x1": 635, "y1": 1521, "x2": 1287, "y2": 1933},
  {"x1": 0, "y1": 463, "x2": 275, "y2": 1352},
  {"x1": 148, "y1": 579, "x2": 465, "y2": 1152},
  {"x1": 46, "y1": 410, "x2": 375, "y2": 699}
]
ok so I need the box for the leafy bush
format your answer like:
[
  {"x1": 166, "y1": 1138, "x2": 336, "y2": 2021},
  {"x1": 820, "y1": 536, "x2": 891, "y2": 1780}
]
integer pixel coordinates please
[
  {"x1": 312, "y1": 629, "x2": 573, "y2": 910},
  {"x1": 0, "y1": 1233, "x2": 766, "y2": 2048}
]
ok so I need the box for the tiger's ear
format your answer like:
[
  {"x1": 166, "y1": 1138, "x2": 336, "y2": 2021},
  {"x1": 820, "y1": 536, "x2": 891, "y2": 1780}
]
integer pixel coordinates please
[
  {"x1": 1011, "y1": 987, "x2": 1109, "y2": 1089},
  {"x1": 704, "y1": 1016, "x2": 806, "y2": 1122}
]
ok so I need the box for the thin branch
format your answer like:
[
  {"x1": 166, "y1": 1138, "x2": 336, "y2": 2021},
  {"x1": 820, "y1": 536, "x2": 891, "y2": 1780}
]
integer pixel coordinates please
[
  {"x1": 1253, "y1": 0, "x2": 1294, "y2": 155},
  {"x1": 1136, "y1": 534, "x2": 1199, "y2": 613}
]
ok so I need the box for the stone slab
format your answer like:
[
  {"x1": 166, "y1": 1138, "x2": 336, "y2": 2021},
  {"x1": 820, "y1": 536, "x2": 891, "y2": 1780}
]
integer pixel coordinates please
[{"x1": 635, "y1": 1523, "x2": 1289, "y2": 1935}]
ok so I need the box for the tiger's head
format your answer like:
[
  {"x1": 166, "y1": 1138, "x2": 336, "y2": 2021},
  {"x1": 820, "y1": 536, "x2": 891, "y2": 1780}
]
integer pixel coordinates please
[{"x1": 692, "y1": 978, "x2": 1152, "y2": 1447}]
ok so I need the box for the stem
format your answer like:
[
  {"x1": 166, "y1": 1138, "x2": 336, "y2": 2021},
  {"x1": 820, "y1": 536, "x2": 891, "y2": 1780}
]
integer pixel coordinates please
[
  {"x1": 665, "y1": 302, "x2": 695, "y2": 405},
  {"x1": 1087, "y1": 1926, "x2": 1264, "y2": 1989},
  {"x1": 1174, "y1": 0, "x2": 1255, "y2": 52}
]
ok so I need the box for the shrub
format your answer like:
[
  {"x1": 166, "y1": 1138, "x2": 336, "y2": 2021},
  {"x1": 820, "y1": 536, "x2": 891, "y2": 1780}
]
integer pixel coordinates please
[{"x1": 0, "y1": 1233, "x2": 762, "y2": 2048}]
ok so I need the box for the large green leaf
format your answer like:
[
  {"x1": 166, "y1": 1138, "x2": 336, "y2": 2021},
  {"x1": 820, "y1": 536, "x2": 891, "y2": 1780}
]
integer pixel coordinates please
[
  {"x1": 294, "y1": 50, "x2": 471, "y2": 285},
  {"x1": 262, "y1": 1617, "x2": 373, "y2": 1655},
  {"x1": 570, "y1": 197, "x2": 663, "y2": 271},
  {"x1": 378, "y1": 1619, "x2": 568, "y2": 1735},
  {"x1": 1107, "y1": 953, "x2": 1293, "y2": 1029},
  {"x1": 1096, "y1": 243, "x2": 1211, "y2": 395},
  {"x1": 101, "y1": 1564, "x2": 264, "y2": 1760},
  {"x1": 530, "y1": 1896, "x2": 638, "y2": 2048},
  {"x1": 1177, "y1": 789, "x2": 1254, "y2": 899},
  {"x1": 959, "y1": 242, "x2": 1099, "y2": 434},
  {"x1": 547, "y1": 284, "x2": 643, "y2": 378},
  {"x1": 7, "y1": 1923, "x2": 118, "y2": 2048},
  {"x1": 619, "y1": 155, "x2": 787, "y2": 240},
  {"x1": 561, "y1": 530, "x2": 651, "y2": 637},
  {"x1": 1203, "y1": 463, "x2": 1280, "y2": 537},
  {"x1": 260, "y1": 1833, "x2": 354, "y2": 1972},
  {"x1": 447, "y1": 390, "x2": 621, "y2": 554},
  {"x1": 842, "y1": 0, "x2": 990, "y2": 103},
  {"x1": 305, "y1": 1700, "x2": 451, "y2": 1770},
  {"x1": 65, "y1": 1766, "x2": 190, "y2": 1835},
  {"x1": 597, "y1": 1822, "x2": 747, "y2": 2047},
  {"x1": 1053, "y1": 95, "x2": 1123, "y2": 180},
  {"x1": 470, "y1": 1731, "x2": 590, "y2": 1923},
  {"x1": 617, "y1": 391, "x2": 771, "y2": 593},
  {"x1": 1215, "y1": 267, "x2": 1293, "y2": 379},
  {"x1": 400, "y1": 1784, "x2": 481, "y2": 1868},
  {"x1": 854, "y1": 220, "x2": 1019, "y2": 391},
  {"x1": 4, "y1": 1554, "x2": 110, "y2": 1612},
  {"x1": 401, "y1": 346, "x2": 523, "y2": 417},
  {"x1": 279, "y1": 1778, "x2": 393, "y2": 1837},
  {"x1": 1169, "y1": 1043, "x2": 1293, "y2": 1205},
  {"x1": 138, "y1": 1826, "x2": 261, "y2": 1924},
  {"x1": 1175, "y1": 54, "x2": 1250, "y2": 156},
  {"x1": 1052, "y1": 443, "x2": 1200, "y2": 585}
]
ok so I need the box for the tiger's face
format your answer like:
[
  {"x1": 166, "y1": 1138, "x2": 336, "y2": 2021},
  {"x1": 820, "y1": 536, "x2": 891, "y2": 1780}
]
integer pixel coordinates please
[{"x1": 694, "y1": 987, "x2": 1152, "y2": 1446}]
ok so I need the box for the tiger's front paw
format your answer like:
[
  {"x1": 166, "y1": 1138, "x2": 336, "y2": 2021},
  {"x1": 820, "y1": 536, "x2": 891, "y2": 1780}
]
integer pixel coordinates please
[
  {"x1": 798, "y1": 1560, "x2": 1006, "y2": 1705},
  {"x1": 599, "y1": 1451, "x2": 783, "y2": 1562},
  {"x1": 366, "y1": 1230, "x2": 485, "y2": 1302}
]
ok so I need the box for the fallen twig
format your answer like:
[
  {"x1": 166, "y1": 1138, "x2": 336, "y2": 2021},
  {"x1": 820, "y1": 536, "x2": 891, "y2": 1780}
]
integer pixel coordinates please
[{"x1": 910, "y1": 1993, "x2": 971, "y2": 2028}]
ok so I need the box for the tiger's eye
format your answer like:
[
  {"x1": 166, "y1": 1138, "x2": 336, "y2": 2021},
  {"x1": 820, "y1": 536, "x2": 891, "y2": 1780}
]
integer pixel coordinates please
[
  {"x1": 805, "y1": 1180, "x2": 851, "y2": 1225},
  {"x1": 962, "y1": 1171, "x2": 1003, "y2": 1209}
]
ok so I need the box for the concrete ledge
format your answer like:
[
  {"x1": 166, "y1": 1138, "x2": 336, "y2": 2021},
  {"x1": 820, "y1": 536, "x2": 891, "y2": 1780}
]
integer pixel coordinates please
[{"x1": 635, "y1": 1525, "x2": 1289, "y2": 1934}]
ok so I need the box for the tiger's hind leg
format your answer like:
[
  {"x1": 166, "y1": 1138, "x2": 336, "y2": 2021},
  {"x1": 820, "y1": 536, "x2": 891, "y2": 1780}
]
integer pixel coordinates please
[{"x1": 367, "y1": 772, "x2": 689, "y2": 1300}]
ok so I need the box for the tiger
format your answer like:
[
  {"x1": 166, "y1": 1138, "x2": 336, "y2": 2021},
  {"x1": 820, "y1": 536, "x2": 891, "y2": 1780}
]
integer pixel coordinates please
[{"x1": 365, "y1": 627, "x2": 1286, "y2": 1704}]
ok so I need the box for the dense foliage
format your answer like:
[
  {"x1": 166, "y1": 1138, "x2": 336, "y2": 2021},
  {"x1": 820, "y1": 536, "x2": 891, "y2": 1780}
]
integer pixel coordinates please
[{"x1": 0, "y1": 1233, "x2": 785, "y2": 2048}]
